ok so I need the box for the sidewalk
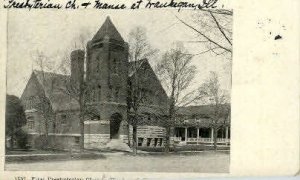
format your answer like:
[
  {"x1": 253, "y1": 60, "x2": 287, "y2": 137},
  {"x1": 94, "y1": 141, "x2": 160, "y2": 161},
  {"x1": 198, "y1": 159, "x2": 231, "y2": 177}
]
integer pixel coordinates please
[{"x1": 5, "y1": 150, "x2": 106, "y2": 163}]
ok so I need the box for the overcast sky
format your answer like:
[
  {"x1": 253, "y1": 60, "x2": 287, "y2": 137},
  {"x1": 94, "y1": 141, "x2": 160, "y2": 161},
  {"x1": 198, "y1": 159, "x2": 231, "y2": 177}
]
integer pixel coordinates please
[{"x1": 7, "y1": 9, "x2": 231, "y2": 98}]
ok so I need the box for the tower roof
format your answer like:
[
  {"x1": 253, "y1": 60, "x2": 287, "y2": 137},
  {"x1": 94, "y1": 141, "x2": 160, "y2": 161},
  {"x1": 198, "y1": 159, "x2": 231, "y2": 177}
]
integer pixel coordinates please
[{"x1": 92, "y1": 16, "x2": 124, "y2": 42}]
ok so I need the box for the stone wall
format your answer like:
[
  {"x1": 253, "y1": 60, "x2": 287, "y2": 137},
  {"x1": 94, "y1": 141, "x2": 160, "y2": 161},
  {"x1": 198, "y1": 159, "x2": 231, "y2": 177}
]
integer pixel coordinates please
[
  {"x1": 84, "y1": 134, "x2": 110, "y2": 149},
  {"x1": 28, "y1": 134, "x2": 80, "y2": 151},
  {"x1": 129, "y1": 125, "x2": 167, "y2": 148}
]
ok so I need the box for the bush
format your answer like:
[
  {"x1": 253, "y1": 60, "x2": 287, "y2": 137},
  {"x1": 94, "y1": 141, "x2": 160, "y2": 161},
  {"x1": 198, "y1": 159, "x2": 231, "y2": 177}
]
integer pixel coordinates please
[{"x1": 15, "y1": 129, "x2": 29, "y2": 150}]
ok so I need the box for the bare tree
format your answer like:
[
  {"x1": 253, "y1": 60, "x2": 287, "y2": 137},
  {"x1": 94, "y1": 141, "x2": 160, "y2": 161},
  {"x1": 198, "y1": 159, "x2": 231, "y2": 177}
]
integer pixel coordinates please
[
  {"x1": 175, "y1": 10, "x2": 232, "y2": 58},
  {"x1": 155, "y1": 43, "x2": 202, "y2": 153},
  {"x1": 198, "y1": 71, "x2": 230, "y2": 150},
  {"x1": 127, "y1": 26, "x2": 158, "y2": 155},
  {"x1": 57, "y1": 28, "x2": 92, "y2": 75},
  {"x1": 57, "y1": 29, "x2": 92, "y2": 152},
  {"x1": 30, "y1": 28, "x2": 92, "y2": 152},
  {"x1": 31, "y1": 50, "x2": 56, "y2": 147}
]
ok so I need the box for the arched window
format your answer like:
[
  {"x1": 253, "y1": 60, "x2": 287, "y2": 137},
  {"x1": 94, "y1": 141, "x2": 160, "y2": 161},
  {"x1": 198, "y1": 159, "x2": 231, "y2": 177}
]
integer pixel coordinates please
[
  {"x1": 95, "y1": 87, "x2": 99, "y2": 102},
  {"x1": 112, "y1": 58, "x2": 118, "y2": 74},
  {"x1": 108, "y1": 86, "x2": 112, "y2": 101},
  {"x1": 114, "y1": 87, "x2": 119, "y2": 101},
  {"x1": 98, "y1": 85, "x2": 101, "y2": 101}
]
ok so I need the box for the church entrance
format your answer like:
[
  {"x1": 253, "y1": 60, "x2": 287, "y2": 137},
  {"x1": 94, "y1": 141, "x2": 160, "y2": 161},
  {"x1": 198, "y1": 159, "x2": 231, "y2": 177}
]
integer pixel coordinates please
[{"x1": 110, "y1": 113, "x2": 122, "y2": 139}]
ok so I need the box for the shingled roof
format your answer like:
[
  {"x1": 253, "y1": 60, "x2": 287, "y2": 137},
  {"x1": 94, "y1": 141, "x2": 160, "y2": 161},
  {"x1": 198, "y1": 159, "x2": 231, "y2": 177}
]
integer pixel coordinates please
[
  {"x1": 33, "y1": 70, "x2": 79, "y2": 112},
  {"x1": 29, "y1": 59, "x2": 155, "y2": 112},
  {"x1": 92, "y1": 16, "x2": 124, "y2": 42},
  {"x1": 176, "y1": 104, "x2": 230, "y2": 117}
]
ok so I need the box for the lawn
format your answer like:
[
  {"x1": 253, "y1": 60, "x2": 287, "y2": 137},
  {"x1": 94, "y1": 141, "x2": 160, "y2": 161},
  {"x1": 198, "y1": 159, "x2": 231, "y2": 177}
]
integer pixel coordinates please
[{"x1": 5, "y1": 151, "x2": 230, "y2": 173}]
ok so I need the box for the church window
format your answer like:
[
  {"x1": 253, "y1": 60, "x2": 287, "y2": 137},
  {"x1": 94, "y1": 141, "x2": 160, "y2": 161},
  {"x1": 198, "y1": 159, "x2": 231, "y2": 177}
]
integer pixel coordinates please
[
  {"x1": 90, "y1": 90, "x2": 94, "y2": 102},
  {"x1": 112, "y1": 58, "x2": 118, "y2": 74},
  {"x1": 27, "y1": 116, "x2": 34, "y2": 130},
  {"x1": 158, "y1": 138, "x2": 163, "y2": 146},
  {"x1": 91, "y1": 115, "x2": 100, "y2": 121},
  {"x1": 95, "y1": 88, "x2": 99, "y2": 102},
  {"x1": 61, "y1": 114, "x2": 67, "y2": 125},
  {"x1": 98, "y1": 85, "x2": 101, "y2": 101},
  {"x1": 108, "y1": 86, "x2": 112, "y2": 101},
  {"x1": 91, "y1": 87, "x2": 99, "y2": 102},
  {"x1": 28, "y1": 121, "x2": 34, "y2": 129},
  {"x1": 138, "y1": 138, "x2": 144, "y2": 147},
  {"x1": 75, "y1": 137, "x2": 80, "y2": 144},
  {"x1": 115, "y1": 87, "x2": 119, "y2": 101},
  {"x1": 154, "y1": 138, "x2": 159, "y2": 147},
  {"x1": 52, "y1": 122, "x2": 56, "y2": 132}
]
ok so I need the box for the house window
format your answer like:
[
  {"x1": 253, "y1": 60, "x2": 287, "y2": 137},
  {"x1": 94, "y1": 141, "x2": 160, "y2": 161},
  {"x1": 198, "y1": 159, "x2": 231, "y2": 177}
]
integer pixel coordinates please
[
  {"x1": 61, "y1": 114, "x2": 67, "y2": 125},
  {"x1": 138, "y1": 138, "x2": 144, "y2": 146}
]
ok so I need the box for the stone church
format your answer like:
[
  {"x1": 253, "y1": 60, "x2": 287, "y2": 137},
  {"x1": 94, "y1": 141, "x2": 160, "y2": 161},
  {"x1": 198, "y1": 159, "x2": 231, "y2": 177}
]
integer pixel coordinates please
[{"x1": 21, "y1": 17, "x2": 230, "y2": 150}]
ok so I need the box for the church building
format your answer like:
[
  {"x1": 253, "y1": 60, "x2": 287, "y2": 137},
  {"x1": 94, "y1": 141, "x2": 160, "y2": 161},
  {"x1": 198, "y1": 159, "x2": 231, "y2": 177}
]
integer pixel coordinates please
[{"x1": 20, "y1": 17, "x2": 230, "y2": 151}]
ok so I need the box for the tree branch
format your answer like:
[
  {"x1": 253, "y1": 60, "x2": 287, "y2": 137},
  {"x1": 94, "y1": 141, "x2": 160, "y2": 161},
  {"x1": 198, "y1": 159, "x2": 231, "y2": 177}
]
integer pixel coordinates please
[
  {"x1": 209, "y1": 12, "x2": 232, "y2": 46},
  {"x1": 175, "y1": 15, "x2": 232, "y2": 53}
]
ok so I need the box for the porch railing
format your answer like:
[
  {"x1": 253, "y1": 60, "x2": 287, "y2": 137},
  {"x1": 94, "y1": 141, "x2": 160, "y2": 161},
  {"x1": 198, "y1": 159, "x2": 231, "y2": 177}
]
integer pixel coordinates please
[{"x1": 173, "y1": 137, "x2": 230, "y2": 144}]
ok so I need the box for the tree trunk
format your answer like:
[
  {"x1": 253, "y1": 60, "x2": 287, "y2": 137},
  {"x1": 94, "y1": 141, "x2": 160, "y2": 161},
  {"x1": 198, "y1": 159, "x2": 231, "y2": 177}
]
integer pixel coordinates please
[
  {"x1": 164, "y1": 126, "x2": 170, "y2": 153},
  {"x1": 213, "y1": 126, "x2": 217, "y2": 151},
  {"x1": 165, "y1": 97, "x2": 175, "y2": 153},
  {"x1": 132, "y1": 125, "x2": 137, "y2": 155},
  {"x1": 79, "y1": 113, "x2": 85, "y2": 152},
  {"x1": 127, "y1": 123, "x2": 131, "y2": 147}
]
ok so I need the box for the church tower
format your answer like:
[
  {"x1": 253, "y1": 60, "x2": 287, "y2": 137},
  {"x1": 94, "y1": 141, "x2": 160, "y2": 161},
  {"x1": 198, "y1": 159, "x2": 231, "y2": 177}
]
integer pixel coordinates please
[{"x1": 84, "y1": 17, "x2": 129, "y2": 148}]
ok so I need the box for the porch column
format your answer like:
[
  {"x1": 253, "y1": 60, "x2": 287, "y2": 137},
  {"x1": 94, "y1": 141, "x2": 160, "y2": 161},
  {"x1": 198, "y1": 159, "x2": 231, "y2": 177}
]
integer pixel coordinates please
[
  {"x1": 196, "y1": 128, "x2": 199, "y2": 145},
  {"x1": 210, "y1": 128, "x2": 214, "y2": 143},
  {"x1": 225, "y1": 127, "x2": 229, "y2": 145},
  {"x1": 185, "y1": 127, "x2": 188, "y2": 142}
]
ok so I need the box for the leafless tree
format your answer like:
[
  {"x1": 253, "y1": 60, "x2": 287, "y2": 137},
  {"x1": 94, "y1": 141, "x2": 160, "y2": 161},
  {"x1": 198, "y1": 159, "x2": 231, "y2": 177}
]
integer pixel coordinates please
[
  {"x1": 198, "y1": 71, "x2": 230, "y2": 150},
  {"x1": 155, "y1": 43, "x2": 203, "y2": 153},
  {"x1": 57, "y1": 28, "x2": 92, "y2": 75},
  {"x1": 30, "y1": 28, "x2": 92, "y2": 152},
  {"x1": 55, "y1": 29, "x2": 92, "y2": 152},
  {"x1": 175, "y1": 10, "x2": 232, "y2": 59},
  {"x1": 31, "y1": 50, "x2": 55, "y2": 147},
  {"x1": 127, "y1": 26, "x2": 158, "y2": 155}
]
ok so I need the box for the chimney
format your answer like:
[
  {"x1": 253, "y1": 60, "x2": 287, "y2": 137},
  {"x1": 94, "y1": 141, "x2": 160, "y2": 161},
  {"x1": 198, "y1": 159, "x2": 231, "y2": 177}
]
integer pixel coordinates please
[{"x1": 70, "y1": 49, "x2": 85, "y2": 87}]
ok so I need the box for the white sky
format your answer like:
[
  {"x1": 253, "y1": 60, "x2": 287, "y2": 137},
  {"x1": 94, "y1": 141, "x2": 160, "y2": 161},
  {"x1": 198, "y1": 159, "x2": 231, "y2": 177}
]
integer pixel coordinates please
[{"x1": 6, "y1": 9, "x2": 231, "y2": 98}]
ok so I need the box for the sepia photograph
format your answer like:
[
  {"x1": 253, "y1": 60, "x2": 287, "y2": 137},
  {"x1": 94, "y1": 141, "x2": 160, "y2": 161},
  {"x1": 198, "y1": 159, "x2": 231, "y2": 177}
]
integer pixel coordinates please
[{"x1": 5, "y1": 9, "x2": 232, "y2": 173}]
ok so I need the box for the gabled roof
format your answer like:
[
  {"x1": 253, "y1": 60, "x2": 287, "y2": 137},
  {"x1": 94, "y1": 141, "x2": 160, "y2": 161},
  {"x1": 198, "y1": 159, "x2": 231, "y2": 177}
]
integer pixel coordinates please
[
  {"x1": 33, "y1": 70, "x2": 79, "y2": 112},
  {"x1": 92, "y1": 16, "x2": 124, "y2": 42},
  {"x1": 176, "y1": 104, "x2": 230, "y2": 117}
]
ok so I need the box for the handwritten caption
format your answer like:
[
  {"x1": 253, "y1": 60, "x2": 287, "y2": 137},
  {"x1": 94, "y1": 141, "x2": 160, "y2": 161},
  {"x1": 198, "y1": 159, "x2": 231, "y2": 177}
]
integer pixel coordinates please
[{"x1": 4, "y1": 0, "x2": 219, "y2": 11}]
